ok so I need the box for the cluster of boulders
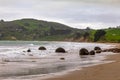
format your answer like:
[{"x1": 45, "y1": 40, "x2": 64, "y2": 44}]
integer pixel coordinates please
[
  {"x1": 26, "y1": 47, "x2": 66, "y2": 60},
  {"x1": 102, "y1": 48, "x2": 120, "y2": 53},
  {"x1": 26, "y1": 47, "x2": 66, "y2": 53},
  {"x1": 79, "y1": 46, "x2": 102, "y2": 55},
  {"x1": 26, "y1": 46, "x2": 120, "y2": 56}
]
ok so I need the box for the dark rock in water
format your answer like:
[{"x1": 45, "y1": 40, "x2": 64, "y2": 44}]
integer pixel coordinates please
[
  {"x1": 79, "y1": 48, "x2": 89, "y2": 55},
  {"x1": 96, "y1": 50, "x2": 101, "y2": 53},
  {"x1": 102, "y1": 48, "x2": 120, "y2": 53},
  {"x1": 38, "y1": 46, "x2": 46, "y2": 50},
  {"x1": 89, "y1": 50, "x2": 95, "y2": 55},
  {"x1": 94, "y1": 46, "x2": 102, "y2": 53},
  {"x1": 60, "y1": 58, "x2": 65, "y2": 60},
  {"x1": 94, "y1": 46, "x2": 102, "y2": 50},
  {"x1": 27, "y1": 49, "x2": 31, "y2": 52},
  {"x1": 55, "y1": 47, "x2": 66, "y2": 53}
]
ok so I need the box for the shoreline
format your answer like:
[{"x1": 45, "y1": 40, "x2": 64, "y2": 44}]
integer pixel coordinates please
[
  {"x1": 43, "y1": 54, "x2": 120, "y2": 80},
  {"x1": 0, "y1": 42, "x2": 119, "y2": 80},
  {"x1": 43, "y1": 44, "x2": 120, "y2": 80}
]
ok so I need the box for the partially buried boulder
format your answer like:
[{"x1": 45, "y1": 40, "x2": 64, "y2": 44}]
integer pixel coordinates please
[
  {"x1": 38, "y1": 46, "x2": 46, "y2": 50},
  {"x1": 94, "y1": 46, "x2": 102, "y2": 53},
  {"x1": 55, "y1": 47, "x2": 66, "y2": 53},
  {"x1": 89, "y1": 50, "x2": 95, "y2": 55},
  {"x1": 79, "y1": 48, "x2": 89, "y2": 55}
]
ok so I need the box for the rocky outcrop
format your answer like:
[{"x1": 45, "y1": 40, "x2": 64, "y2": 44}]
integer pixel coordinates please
[{"x1": 102, "y1": 48, "x2": 120, "y2": 53}]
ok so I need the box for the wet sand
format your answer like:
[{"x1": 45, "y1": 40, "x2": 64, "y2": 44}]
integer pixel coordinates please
[
  {"x1": 0, "y1": 42, "x2": 118, "y2": 80},
  {"x1": 44, "y1": 44, "x2": 120, "y2": 80}
]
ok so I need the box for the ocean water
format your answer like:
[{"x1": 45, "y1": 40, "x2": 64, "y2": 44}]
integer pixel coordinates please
[{"x1": 0, "y1": 41, "x2": 115, "y2": 80}]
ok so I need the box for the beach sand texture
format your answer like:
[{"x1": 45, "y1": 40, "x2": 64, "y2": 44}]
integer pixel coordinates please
[{"x1": 44, "y1": 45, "x2": 120, "y2": 80}]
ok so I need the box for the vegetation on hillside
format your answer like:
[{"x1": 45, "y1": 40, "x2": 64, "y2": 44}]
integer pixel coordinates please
[
  {"x1": 0, "y1": 19, "x2": 87, "y2": 41},
  {"x1": 0, "y1": 18, "x2": 120, "y2": 42}
]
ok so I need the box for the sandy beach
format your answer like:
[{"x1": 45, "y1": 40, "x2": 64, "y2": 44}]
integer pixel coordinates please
[
  {"x1": 44, "y1": 44, "x2": 120, "y2": 80},
  {"x1": 0, "y1": 42, "x2": 119, "y2": 80}
]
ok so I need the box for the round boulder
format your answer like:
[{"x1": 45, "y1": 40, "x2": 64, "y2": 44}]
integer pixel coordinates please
[
  {"x1": 89, "y1": 50, "x2": 95, "y2": 55},
  {"x1": 94, "y1": 46, "x2": 102, "y2": 51},
  {"x1": 55, "y1": 47, "x2": 66, "y2": 53},
  {"x1": 38, "y1": 46, "x2": 46, "y2": 50},
  {"x1": 79, "y1": 48, "x2": 89, "y2": 55}
]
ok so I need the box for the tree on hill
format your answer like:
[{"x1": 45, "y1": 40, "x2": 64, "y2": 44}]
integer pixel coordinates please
[{"x1": 94, "y1": 30, "x2": 106, "y2": 42}]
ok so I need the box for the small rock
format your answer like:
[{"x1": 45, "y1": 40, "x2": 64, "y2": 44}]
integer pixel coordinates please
[
  {"x1": 60, "y1": 58, "x2": 65, "y2": 60},
  {"x1": 27, "y1": 49, "x2": 31, "y2": 52}
]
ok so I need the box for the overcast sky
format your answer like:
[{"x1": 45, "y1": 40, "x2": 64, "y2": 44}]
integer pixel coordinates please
[{"x1": 0, "y1": 0, "x2": 120, "y2": 29}]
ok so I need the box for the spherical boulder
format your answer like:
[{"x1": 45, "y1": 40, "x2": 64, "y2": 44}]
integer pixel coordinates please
[
  {"x1": 79, "y1": 48, "x2": 89, "y2": 55},
  {"x1": 55, "y1": 47, "x2": 66, "y2": 53},
  {"x1": 38, "y1": 46, "x2": 46, "y2": 50},
  {"x1": 94, "y1": 46, "x2": 102, "y2": 51},
  {"x1": 89, "y1": 50, "x2": 95, "y2": 55}
]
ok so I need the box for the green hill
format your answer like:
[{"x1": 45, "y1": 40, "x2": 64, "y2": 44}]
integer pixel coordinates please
[
  {"x1": 90, "y1": 28, "x2": 120, "y2": 42},
  {"x1": 105, "y1": 28, "x2": 120, "y2": 42},
  {"x1": 0, "y1": 18, "x2": 120, "y2": 42},
  {"x1": 0, "y1": 18, "x2": 86, "y2": 41}
]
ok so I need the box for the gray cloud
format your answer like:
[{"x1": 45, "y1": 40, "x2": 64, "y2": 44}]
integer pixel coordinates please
[{"x1": 0, "y1": 0, "x2": 120, "y2": 29}]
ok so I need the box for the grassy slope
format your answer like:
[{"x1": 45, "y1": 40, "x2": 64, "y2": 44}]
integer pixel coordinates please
[
  {"x1": 0, "y1": 18, "x2": 83, "y2": 41},
  {"x1": 105, "y1": 28, "x2": 120, "y2": 42},
  {"x1": 0, "y1": 18, "x2": 120, "y2": 42},
  {"x1": 90, "y1": 28, "x2": 120, "y2": 42}
]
